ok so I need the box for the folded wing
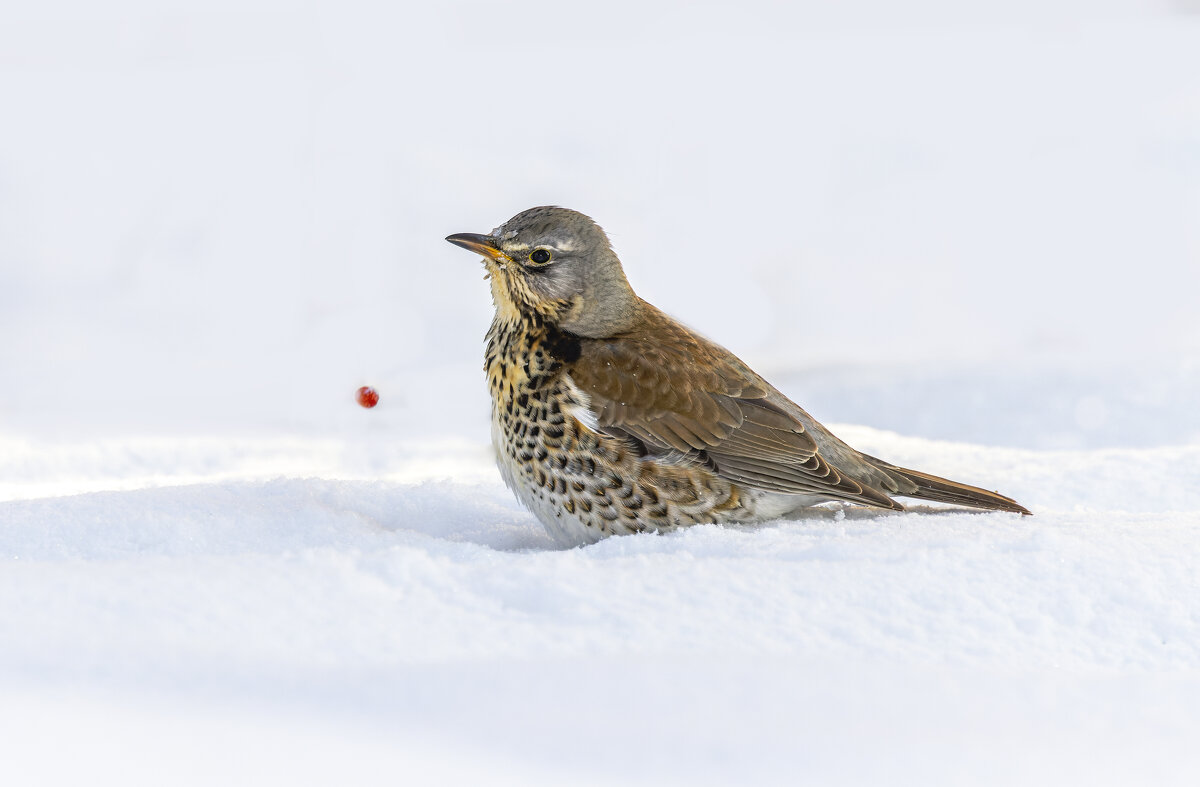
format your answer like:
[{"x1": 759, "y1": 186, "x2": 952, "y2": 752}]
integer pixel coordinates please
[{"x1": 566, "y1": 302, "x2": 905, "y2": 509}]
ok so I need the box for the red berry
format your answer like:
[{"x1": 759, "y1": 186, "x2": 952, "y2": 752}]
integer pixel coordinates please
[{"x1": 356, "y1": 386, "x2": 379, "y2": 408}]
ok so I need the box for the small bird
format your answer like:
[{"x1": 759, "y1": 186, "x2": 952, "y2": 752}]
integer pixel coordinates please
[{"x1": 447, "y1": 207, "x2": 1030, "y2": 546}]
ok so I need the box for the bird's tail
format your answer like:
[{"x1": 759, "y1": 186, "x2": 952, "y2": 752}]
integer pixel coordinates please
[{"x1": 866, "y1": 456, "x2": 1031, "y2": 515}]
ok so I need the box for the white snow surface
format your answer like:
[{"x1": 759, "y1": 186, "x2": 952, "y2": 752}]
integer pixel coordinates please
[
  {"x1": 4, "y1": 425, "x2": 1199, "y2": 785},
  {"x1": 3, "y1": 1, "x2": 1200, "y2": 784}
]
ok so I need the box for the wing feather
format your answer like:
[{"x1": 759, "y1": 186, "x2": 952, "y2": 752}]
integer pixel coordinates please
[{"x1": 565, "y1": 302, "x2": 901, "y2": 508}]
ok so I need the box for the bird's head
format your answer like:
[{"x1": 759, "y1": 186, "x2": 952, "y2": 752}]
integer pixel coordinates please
[{"x1": 446, "y1": 206, "x2": 639, "y2": 337}]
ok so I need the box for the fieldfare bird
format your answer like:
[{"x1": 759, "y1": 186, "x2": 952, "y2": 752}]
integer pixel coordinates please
[{"x1": 447, "y1": 207, "x2": 1029, "y2": 546}]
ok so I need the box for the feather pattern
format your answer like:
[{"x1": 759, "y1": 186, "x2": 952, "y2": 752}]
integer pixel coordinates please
[{"x1": 567, "y1": 301, "x2": 1028, "y2": 514}]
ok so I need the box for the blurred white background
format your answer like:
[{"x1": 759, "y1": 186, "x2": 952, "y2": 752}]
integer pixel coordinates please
[{"x1": 1, "y1": 0, "x2": 1197, "y2": 444}]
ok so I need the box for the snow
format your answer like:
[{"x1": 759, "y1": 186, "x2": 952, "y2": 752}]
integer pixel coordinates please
[
  {"x1": 3, "y1": 0, "x2": 1200, "y2": 784},
  {"x1": 4, "y1": 427, "x2": 1199, "y2": 784}
]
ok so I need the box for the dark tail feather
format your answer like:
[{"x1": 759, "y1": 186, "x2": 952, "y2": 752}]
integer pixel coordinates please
[{"x1": 869, "y1": 459, "x2": 1031, "y2": 515}]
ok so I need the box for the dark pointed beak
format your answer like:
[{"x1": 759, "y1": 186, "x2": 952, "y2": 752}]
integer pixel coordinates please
[{"x1": 445, "y1": 232, "x2": 508, "y2": 261}]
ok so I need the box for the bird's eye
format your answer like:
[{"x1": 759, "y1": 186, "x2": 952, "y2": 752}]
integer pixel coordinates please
[{"x1": 529, "y1": 249, "x2": 552, "y2": 265}]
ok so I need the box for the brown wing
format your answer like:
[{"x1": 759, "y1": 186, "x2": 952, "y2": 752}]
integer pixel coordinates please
[{"x1": 566, "y1": 302, "x2": 903, "y2": 509}]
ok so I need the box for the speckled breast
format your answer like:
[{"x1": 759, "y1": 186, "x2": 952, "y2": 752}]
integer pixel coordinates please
[{"x1": 484, "y1": 316, "x2": 788, "y2": 546}]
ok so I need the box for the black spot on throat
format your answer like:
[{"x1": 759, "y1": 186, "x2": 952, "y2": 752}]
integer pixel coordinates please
[{"x1": 544, "y1": 326, "x2": 582, "y2": 364}]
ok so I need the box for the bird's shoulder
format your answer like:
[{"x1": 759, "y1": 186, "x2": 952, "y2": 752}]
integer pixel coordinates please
[
  {"x1": 564, "y1": 300, "x2": 811, "y2": 455},
  {"x1": 567, "y1": 299, "x2": 767, "y2": 418}
]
